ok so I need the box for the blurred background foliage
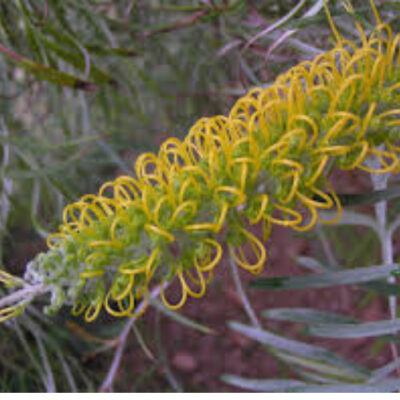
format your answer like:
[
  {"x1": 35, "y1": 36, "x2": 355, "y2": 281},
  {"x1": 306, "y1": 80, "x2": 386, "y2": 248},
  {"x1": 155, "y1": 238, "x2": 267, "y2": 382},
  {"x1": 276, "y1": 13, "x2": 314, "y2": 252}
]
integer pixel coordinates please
[{"x1": 1, "y1": 0, "x2": 400, "y2": 392}]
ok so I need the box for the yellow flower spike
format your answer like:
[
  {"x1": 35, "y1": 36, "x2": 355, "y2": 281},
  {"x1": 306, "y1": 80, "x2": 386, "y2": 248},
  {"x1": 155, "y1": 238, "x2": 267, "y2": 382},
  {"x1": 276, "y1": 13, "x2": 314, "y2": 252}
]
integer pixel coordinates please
[
  {"x1": 322, "y1": 112, "x2": 360, "y2": 144},
  {"x1": 270, "y1": 159, "x2": 303, "y2": 204},
  {"x1": 79, "y1": 270, "x2": 104, "y2": 279},
  {"x1": 370, "y1": 55, "x2": 387, "y2": 90},
  {"x1": 328, "y1": 74, "x2": 364, "y2": 116},
  {"x1": 7, "y1": 3, "x2": 400, "y2": 323},
  {"x1": 84, "y1": 300, "x2": 103, "y2": 322},
  {"x1": 193, "y1": 238, "x2": 223, "y2": 273},
  {"x1": 228, "y1": 228, "x2": 266, "y2": 274},
  {"x1": 79, "y1": 197, "x2": 118, "y2": 227},
  {"x1": 104, "y1": 176, "x2": 141, "y2": 203},
  {"x1": 185, "y1": 202, "x2": 229, "y2": 234},
  {"x1": 0, "y1": 270, "x2": 24, "y2": 286},
  {"x1": 313, "y1": 144, "x2": 352, "y2": 157},
  {"x1": 0, "y1": 305, "x2": 18, "y2": 317},
  {"x1": 215, "y1": 186, "x2": 246, "y2": 207},
  {"x1": 160, "y1": 269, "x2": 188, "y2": 310},
  {"x1": 305, "y1": 186, "x2": 335, "y2": 210},
  {"x1": 84, "y1": 252, "x2": 108, "y2": 266},
  {"x1": 357, "y1": 148, "x2": 399, "y2": 174},
  {"x1": 144, "y1": 247, "x2": 161, "y2": 280},
  {"x1": 248, "y1": 194, "x2": 269, "y2": 225},
  {"x1": 291, "y1": 200, "x2": 319, "y2": 233},
  {"x1": 180, "y1": 165, "x2": 210, "y2": 188},
  {"x1": 144, "y1": 223, "x2": 175, "y2": 243},
  {"x1": 387, "y1": 36, "x2": 400, "y2": 72},
  {"x1": 118, "y1": 259, "x2": 147, "y2": 276},
  {"x1": 317, "y1": 182, "x2": 343, "y2": 225},
  {"x1": 180, "y1": 266, "x2": 206, "y2": 299},
  {"x1": 288, "y1": 114, "x2": 319, "y2": 147},
  {"x1": 0, "y1": 306, "x2": 20, "y2": 323},
  {"x1": 89, "y1": 240, "x2": 124, "y2": 250},
  {"x1": 266, "y1": 204, "x2": 303, "y2": 227},
  {"x1": 229, "y1": 96, "x2": 258, "y2": 121},
  {"x1": 339, "y1": 141, "x2": 370, "y2": 170},
  {"x1": 111, "y1": 275, "x2": 135, "y2": 302},
  {"x1": 119, "y1": 248, "x2": 161, "y2": 282},
  {"x1": 104, "y1": 289, "x2": 135, "y2": 317},
  {"x1": 259, "y1": 140, "x2": 290, "y2": 163},
  {"x1": 71, "y1": 302, "x2": 86, "y2": 317},
  {"x1": 323, "y1": 1, "x2": 344, "y2": 46},
  {"x1": 306, "y1": 156, "x2": 329, "y2": 186},
  {"x1": 171, "y1": 200, "x2": 197, "y2": 225},
  {"x1": 159, "y1": 137, "x2": 192, "y2": 169},
  {"x1": 62, "y1": 202, "x2": 83, "y2": 225},
  {"x1": 279, "y1": 128, "x2": 308, "y2": 151},
  {"x1": 153, "y1": 195, "x2": 175, "y2": 225},
  {"x1": 215, "y1": 202, "x2": 229, "y2": 232},
  {"x1": 307, "y1": 85, "x2": 334, "y2": 110},
  {"x1": 84, "y1": 251, "x2": 105, "y2": 264},
  {"x1": 112, "y1": 184, "x2": 137, "y2": 206}
]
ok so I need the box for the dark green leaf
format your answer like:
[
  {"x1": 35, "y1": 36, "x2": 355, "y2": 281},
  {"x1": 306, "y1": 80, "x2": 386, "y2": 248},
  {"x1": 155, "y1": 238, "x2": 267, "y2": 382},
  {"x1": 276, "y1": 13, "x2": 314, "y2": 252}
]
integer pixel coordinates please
[{"x1": 250, "y1": 264, "x2": 399, "y2": 290}]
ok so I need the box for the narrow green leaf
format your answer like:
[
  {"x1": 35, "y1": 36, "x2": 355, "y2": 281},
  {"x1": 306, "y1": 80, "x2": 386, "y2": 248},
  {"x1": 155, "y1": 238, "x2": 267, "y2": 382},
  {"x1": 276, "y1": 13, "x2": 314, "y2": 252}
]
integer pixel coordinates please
[
  {"x1": 296, "y1": 256, "x2": 326, "y2": 272},
  {"x1": 361, "y1": 281, "x2": 400, "y2": 296},
  {"x1": 221, "y1": 375, "x2": 306, "y2": 392},
  {"x1": 20, "y1": 58, "x2": 97, "y2": 90},
  {"x1": 228, "y1": 321, "x2": 369, "y2": 379},
  {"x1": 250, "y1": 264, "x2": 399, "y2": 290},
  {"x1": 42, "y1": 38, "x2": 116, "y2": 85},
  {"x1": 263, "y1": 308, "x2": 358, "y2": 324},
  {"x1": 221, "y1": 375, "x2": 400, "y2": 392},
  {"x1": 337, "y1": 185, "x2": 400, "y2": 206},
  {"x1": 370, "y1": 359, "x2": 400, "y2": 383},
  {"x1": 295, "y1": 369, "x2": 341, "y2": 385},
  {"x1": 151, "y1": 299, "x2": 215, "y2": 335},
  {"x1": 309, "y1": 319, "x2": 400, "y2": 339},
  {"x1": 0, "y1": 43, "x2": 96, "y2": 90},
  {"x1": 290, "y1": 380, "x2": 400, "y2": 393},
  {"x1": 273, "y1": 351, "x2": 364, "y2": 382}
]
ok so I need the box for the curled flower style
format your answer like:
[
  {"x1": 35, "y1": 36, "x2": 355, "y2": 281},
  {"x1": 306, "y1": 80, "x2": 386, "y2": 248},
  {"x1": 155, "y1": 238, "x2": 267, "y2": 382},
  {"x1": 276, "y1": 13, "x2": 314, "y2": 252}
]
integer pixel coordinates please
[{"x1": 2, "y1": 1, "x2": 400, "y2": 322}]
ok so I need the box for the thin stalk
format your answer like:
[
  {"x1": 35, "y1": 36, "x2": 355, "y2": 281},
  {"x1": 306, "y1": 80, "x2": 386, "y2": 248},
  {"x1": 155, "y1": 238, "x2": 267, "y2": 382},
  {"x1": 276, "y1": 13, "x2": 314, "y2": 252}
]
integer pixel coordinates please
[
  {"x1": 0, "y1": 284, "x2": 47, "y2": 309},
  {"x1": 99, "y1": 283, "x2": 167, "y2": 392},
  {"x1": 229, "y1": 252, "x2": 262, "y2": 329},
  {"x1": 369, "y1": 167, "x2": 399, "y2": 375},
  {"x1": 154, "y1": 310, "x2": 183, "y2": 392}
]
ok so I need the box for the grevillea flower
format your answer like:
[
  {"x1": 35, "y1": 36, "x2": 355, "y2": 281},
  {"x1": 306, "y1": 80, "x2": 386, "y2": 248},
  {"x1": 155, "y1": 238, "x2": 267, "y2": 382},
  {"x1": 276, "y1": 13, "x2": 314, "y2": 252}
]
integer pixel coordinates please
[{"x1": 1, "y1": 1, "x2": 400, "y2": 322}]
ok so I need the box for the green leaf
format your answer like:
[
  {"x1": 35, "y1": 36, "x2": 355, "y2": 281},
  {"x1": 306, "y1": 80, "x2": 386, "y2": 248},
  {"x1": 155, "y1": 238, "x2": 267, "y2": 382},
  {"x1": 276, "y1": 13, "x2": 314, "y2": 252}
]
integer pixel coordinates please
[
  {"x1": 292, "y1": 380, "x2": 400, "y2": 392},
  {"x1": 42, "y1": 38, "x2": 116, "y2": 85},
  {"x1": 337, "y1": 185, "x2": 400, "y2": 206},
  {"x1": 221, "y1": 374, "x2": 400, "y2": 392},
  {"x1": 308, "y1": 319, "x2": 400, "y2": 339},
  {"x1": 228, "y1": 321, "x2": 369, "y2": 380},
  {"x1": 0, "y1": 43, "x2": 96, "y2": 90},
  {"x1": 361, "y1": 281, "x2": 400, "y2": 296},
  {"x1": 271, "y1": 352, "x2": 364, "y2": 382},
  {"x1": 370, "y1": 359, "x2": 400, "y2": 383},
  {"x1": 296, "y1": 256, "x2": 326, "y2": 272},
  {"x1": 151, "y1": 299, "x2": 215, "y2": 335},
  {"x1": 221, "y1": 375, "x2": 306, "y2": 392},
  {"x1": 263, "y1": 308, "x2": 358, "y2": 324},
  {"x1": 250, "y1": 264, "x2": 399, "y2": 290}
]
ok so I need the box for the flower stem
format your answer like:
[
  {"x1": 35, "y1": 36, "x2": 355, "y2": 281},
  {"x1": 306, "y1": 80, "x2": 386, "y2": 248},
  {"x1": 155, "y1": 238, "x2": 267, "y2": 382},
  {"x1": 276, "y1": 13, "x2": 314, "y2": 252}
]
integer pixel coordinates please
[
  {"x1": 229, "y1": 252, "x2": 262, "y2": 329},
  {"x1": 369, "y1": 166, "x2": 399, "y2": 375}
]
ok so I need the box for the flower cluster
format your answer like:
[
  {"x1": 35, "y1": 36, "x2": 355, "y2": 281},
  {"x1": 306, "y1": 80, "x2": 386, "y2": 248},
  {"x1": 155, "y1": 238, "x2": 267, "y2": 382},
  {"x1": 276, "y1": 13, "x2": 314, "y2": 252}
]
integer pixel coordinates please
[{"x1": 2, "y1": 3, "x2": 400, "y2": 322}]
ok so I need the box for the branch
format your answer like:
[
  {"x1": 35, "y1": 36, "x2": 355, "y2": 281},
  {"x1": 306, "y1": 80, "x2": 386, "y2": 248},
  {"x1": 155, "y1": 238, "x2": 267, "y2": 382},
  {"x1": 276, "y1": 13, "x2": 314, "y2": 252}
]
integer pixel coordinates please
[{"x1": 99, "y1": 283, "x2": 168, "y2": 392}]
